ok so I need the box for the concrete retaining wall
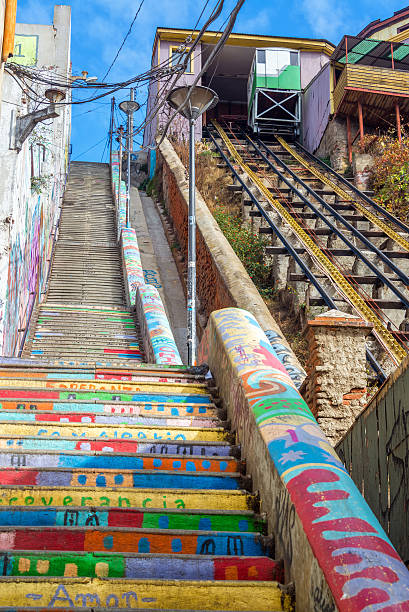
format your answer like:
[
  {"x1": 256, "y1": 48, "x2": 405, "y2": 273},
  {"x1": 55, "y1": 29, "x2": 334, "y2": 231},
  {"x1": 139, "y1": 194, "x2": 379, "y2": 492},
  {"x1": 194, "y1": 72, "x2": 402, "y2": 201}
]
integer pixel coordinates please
[
  {"x1": 199, "y1": 307, "x2": 409, "y2": 611},
  {"x1": 157, "y1": 138, "x2": 306, "y2": 388}
]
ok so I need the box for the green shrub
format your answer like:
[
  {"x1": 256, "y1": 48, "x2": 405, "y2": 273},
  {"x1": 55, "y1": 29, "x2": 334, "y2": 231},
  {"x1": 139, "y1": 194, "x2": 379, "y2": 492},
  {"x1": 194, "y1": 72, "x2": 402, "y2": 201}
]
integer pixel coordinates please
[{"x1": 213, "y1": 205, "x2": 274, "y2": 297}]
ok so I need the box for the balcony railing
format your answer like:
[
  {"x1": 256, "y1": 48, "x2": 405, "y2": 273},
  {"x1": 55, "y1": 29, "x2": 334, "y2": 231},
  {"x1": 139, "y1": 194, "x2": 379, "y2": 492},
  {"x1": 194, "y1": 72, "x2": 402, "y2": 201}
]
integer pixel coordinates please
[{"x1": 333, "y1": 63, "x2": 409, "y2": 115}]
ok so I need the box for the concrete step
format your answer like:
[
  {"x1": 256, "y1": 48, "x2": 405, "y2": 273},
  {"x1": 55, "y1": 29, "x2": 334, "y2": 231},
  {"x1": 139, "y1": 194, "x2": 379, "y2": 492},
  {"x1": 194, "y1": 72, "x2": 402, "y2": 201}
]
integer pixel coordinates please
[
  {"x1": 0, "y1": 577, "x2": 293, "y2": 610},
  {"x1": 0, "y1": 485, "x2": 254, "y2": 511},
  {"x1": 0, "y1": 399, "x2": 219, "y2": 418},
  {"x1": 0, "y1": 525, "x2": 270, "y2": 556},
  {"x1": 0, "y1": 388, "x2": 213, "y2": 406},
  {"x1": 0, "y1": 450, "x2": 239, "y2": 473},
  {"x1": 0, "y1": 435, "x2": 237, "y2": 456},
  {"x1": 0, "y1": 410, "x2": 223, "y2": 429},
  {"x1": 0, "y1": 421, "x2": 228, "y2": 443},
  {"x1": 0, "y1": 550, "x2": 282, "y2": 581},
  {"x1": 0, "y1": 506, "x2": 262, "y2": 532},
  {"x1": 0, "y1": 467, "x2": 245, "y2": 491}
]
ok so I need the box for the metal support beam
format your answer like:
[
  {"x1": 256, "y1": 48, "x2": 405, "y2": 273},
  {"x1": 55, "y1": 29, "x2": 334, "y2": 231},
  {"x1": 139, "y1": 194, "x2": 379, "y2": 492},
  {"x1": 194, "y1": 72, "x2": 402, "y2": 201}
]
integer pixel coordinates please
[
  {"x1": 358, "y1": 101, "x2": 364, "y2": 147},
  {"x1": 346, "y1": 115, "x2": 352, "y2": 164}
]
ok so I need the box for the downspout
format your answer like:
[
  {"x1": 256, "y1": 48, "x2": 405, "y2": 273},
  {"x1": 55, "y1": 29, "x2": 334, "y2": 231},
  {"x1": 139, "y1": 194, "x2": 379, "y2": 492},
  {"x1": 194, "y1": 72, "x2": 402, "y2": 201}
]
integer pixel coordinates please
[{"x1": 2, "y1": 0, "x2": 17, "y2": 62}]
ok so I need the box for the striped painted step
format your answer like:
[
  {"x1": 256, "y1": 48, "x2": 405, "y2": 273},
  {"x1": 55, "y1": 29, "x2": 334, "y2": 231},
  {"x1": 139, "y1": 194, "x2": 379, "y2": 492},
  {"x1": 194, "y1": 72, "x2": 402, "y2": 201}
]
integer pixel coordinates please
[
  {"x1": 0, "y1": 577, "x2": 293, "y2": 610},
  {"x1": 0, "y1": 377, "x2": 209, "y2": 395},
  {"x1": 0, "y1": 486, "x2": 256, "y2": 510},
  {"x1": 0, "y1": 507, "x2": 264, "y2": 532},
  {"x1": 0, "y1": 467, "x2": 247, "y2": 490},
  {"x1": 0, "y1": 410, "x2": 223, "y2": 428},
  {"x1": 0, "y1": 526, "x2": 270, "y2": 556},
  {"x1": 0, "y1": 422, "x2": 229, "y2": 442},
  {"x1": 0, "y1": 399, "x2": 221, "y2": 418},
  {"x1": 0, "y1": 369, "x2": 202, "y2": 384},
  {"x1": 0, "y1": 436, "x2": 237, "y2": 456},
  {"x1": 0, "y1": 388, "x2": 213, "y2": 404},
  {"x1": 0, "y1": 551, "x2": 283, "y2": 581},
  {"x1": 0, "y1": 451, "x2": 241, "y2": 472}
]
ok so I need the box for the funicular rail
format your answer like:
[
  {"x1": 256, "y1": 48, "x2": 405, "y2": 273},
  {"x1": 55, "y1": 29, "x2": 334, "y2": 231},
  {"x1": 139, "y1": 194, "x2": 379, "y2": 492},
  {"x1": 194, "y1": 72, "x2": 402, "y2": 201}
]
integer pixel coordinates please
[
  {"x1": 276, "y1": 136, "x2": 409, "y2": 249},
  {"x1": 208, "y1": 120, "x2": 409, "y2": 371}
]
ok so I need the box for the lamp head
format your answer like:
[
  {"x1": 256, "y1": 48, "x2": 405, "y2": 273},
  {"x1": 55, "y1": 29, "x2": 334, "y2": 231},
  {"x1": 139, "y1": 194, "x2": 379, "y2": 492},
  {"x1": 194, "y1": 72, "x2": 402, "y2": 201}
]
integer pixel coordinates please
[
  {"x1": 44, "y1": 88, "x2": 66, "y2": 104},
  {"x1": 119, "y1": 100, "x2": 140, "y2": 115},
  {"x1": 167, "y1": 85, "x2": 218, "y2": 121}
]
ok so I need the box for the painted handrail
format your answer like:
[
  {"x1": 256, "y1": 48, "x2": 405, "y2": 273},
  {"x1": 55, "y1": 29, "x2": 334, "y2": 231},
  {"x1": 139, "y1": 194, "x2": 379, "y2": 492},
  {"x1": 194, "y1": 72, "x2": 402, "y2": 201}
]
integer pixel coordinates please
[
  {"x1": 136, "y1": 284, "x2": 182, "y2": 366},
  {"x1": 111, "y1": 149, "x2": 182, "y2": 366},
  {"x1": 199, "y1": 307, "x2": 409, "y2": 611}
]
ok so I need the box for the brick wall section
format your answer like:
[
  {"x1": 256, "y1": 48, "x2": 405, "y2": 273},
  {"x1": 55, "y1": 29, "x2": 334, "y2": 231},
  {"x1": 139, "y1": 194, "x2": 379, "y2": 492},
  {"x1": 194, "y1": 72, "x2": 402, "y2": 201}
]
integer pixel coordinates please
[
  {"x1": 301, "y1": 309, "x2": 373, "y2": 445},
  {"x1": 159, "y1": 154, "x2": 234, "y2": 316},
  {"x1": 157, "y1": 137, "x2": 307, "y2": 387}
]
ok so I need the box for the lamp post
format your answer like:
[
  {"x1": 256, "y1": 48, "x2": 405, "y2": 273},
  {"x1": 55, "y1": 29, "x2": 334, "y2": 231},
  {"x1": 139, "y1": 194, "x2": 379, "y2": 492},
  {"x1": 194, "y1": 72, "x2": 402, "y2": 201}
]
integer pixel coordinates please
[
  {"x1": 119, "y1": 91, "x2": 140, "y2": 228},
  {"x1": 14, "y1": 87, "x2": 66, "y2": 151},
  {"x1": 166, "y1": 85, "x2": 218, "y2": 366}
]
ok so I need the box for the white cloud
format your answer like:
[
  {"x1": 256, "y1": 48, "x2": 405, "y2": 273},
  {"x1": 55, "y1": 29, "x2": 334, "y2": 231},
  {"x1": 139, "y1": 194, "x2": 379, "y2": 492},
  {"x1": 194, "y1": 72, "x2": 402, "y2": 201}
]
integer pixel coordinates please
[{"x1": 300, "y1": 0, "x2": 345, "y2": 40}]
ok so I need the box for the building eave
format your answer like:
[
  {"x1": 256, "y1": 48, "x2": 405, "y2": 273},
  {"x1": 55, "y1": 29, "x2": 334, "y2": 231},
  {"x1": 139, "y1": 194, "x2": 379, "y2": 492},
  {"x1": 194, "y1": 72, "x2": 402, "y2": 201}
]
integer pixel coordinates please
[{"x1": 155, "y1": 27, "x2": 335, "y2": 56}]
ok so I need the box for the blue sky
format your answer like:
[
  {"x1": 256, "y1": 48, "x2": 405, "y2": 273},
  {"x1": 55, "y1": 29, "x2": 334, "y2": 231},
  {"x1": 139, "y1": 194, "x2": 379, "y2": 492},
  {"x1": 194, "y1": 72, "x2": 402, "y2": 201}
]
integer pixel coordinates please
[{"x1": 16, "y1": 0, "x2": 407, "y2": 161}]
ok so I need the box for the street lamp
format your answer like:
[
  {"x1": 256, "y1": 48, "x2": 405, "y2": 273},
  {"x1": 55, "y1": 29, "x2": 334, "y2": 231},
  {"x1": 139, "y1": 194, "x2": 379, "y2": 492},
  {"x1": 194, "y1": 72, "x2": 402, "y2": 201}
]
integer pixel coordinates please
[
  {"x1": 14, "y1": 87, "x2": 66, "y2": 151},
  {"x1": 119, "y1": 93, "x2": 140, "y2": 228},
  {"x1": 167, "y1": 85, "x2": 218, "y2": 366}
]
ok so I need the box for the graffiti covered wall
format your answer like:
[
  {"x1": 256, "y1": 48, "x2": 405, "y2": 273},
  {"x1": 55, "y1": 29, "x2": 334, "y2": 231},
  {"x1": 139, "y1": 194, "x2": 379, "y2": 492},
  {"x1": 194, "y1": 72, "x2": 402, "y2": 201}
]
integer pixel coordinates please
[
  {"x1": 199, "y1": 307, "x2": 409, "y2": 610},
  {"x1": 0, "y1": 6, "x2": 71, "y2": 356}
]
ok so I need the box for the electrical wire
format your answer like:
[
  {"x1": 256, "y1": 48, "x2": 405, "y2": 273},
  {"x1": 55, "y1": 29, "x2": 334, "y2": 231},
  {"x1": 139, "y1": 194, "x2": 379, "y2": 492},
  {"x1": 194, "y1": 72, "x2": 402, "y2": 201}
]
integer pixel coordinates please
[
  {"x1": 153, "y1": 0, "x2": 246, "y2": 149},
  {"x1": 73, "y1": 136, "x2": 107, "y2": 160},
  {"x1": 102, "y1": 0, "x2": 145, "y2": 82}
]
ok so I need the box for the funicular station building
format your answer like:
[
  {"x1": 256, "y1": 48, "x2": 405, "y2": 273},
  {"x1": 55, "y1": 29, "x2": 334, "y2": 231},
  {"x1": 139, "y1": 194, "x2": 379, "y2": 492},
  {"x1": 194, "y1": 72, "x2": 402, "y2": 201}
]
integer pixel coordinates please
[{"x1": 144, "y1": 7, "x2": 409, "y2": 171}]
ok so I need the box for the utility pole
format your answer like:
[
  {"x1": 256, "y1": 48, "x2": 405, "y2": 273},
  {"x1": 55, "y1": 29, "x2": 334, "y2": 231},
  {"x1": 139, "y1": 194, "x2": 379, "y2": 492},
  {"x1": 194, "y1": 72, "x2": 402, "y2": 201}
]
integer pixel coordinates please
[
  {"x1": 109, "y1": 97, "x2": 115, "y2": 162},
  {"x1": 127, "y1": 89, "x2": 133, "y2": 229},
  {"x1": 118, "y1": 125, "x2": 124, "y2": 209},
  {"x1": 119, "y1": 93, "x2": 140, "y2": 230}
]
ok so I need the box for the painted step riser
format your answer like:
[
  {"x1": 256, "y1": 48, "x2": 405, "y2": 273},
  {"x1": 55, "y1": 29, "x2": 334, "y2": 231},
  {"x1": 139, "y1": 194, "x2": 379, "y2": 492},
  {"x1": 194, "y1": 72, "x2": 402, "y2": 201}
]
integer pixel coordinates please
[
  {"x1": 0, "y1": 469, "x2": 242, "y2": 491},
  {"x1": 31, "y1": 352, "x2": 144, "y2": 360},
  {"x1": 0, "y1": 453, "x2": 239, "y2": 473},
  {"x1": 1, "y1": 437, "x2": 235, "y2": 456},
  {"x1": 0, "y1": 552, "x2": 281, "y2": 581},
  {"x1": 0, "y1": 371, "x2": 200, "y2": 384},
  {"x1": 0, "y1": 578, "x2": 291, "y2": 611},
  {"x1": 0, "y1": 390, "x2": 212, "y2": 405},
  {"x1": 0, "y1": 401, "x2": 217, "y2": 418},
  {"x1": 0, "y1": 423, "x2": 226, "y2": 442},
  {"x1": 0, "y1": 412, "x2": 221, "y2": 428},
  {"x1": 0, "y1": 379, "x2": 208, "y2": 394},
  {"x1": 0, "y1": 507, "x2": 261, "y2": 532},
  {"x1": 0, "y1": 487, "x2": 253, "y2": 511},
  {"x1": 0, "y1": 528, "x2": 267, "y2": 556}
]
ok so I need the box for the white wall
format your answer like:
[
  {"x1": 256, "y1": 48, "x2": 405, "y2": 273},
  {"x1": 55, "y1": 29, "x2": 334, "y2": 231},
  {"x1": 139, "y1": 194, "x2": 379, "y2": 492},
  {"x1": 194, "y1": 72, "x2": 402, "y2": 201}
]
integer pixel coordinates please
[{"x1": 0, "y1": 5, "x2": 71, "y2": 355}]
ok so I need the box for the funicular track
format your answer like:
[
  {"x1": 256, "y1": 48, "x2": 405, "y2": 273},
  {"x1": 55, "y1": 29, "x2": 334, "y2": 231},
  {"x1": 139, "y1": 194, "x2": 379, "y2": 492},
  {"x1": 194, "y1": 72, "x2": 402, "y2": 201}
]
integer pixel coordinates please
[{"x1": 206, "y1": 121, "x2": 409, "y2": 377}]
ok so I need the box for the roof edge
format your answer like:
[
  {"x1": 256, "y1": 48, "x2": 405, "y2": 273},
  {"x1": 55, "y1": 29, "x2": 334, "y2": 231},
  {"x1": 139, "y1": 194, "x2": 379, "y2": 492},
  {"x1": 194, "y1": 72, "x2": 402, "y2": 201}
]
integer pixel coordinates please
[{"x1": 154, "y1": 27, "x2": 335, "y2": 55}]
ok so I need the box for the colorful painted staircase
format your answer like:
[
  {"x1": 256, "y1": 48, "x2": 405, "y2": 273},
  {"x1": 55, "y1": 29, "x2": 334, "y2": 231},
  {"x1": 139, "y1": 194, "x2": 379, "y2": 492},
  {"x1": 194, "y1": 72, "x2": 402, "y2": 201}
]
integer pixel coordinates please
[
  {"x1": 0, "y1": 363, "x2": 293, "y2": 610},
  {"x1": 23, "y1": 162, "x2": 144, "y2": 363}
]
